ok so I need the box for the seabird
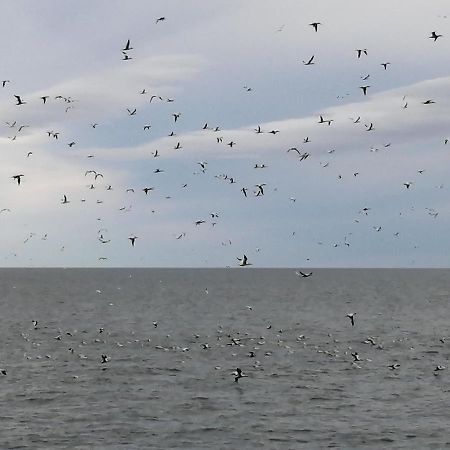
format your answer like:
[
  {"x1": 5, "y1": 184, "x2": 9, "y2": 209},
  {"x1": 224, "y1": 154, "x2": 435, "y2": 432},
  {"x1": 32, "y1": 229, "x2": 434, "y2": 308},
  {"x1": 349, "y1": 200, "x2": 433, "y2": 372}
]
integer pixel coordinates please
[
  {"x1": 233, "y1": 367, "x2": 247, "y2": 382},
  {"x1": 360, "y1": 85, "x2": 370, "y2": 95},
  {"x1": 309, "y1": 22, "x2": 321, "y2": 32},
  {"x1": 346, "y1": 313, "x2": 356, "y2": 326},
  {"x1": 296, "y1": 270, "x2": 313, "y2": 277},
  {"x1": 237, "y1": 254, "x2": 252, "y2": 266},
  {"x1": 303, "y1": 55, "x2": 315, "y2": 65},
  {"x1": 122, "y1": 39, "x2": 133, "y2": 51},
  {"x1": 12, "y1": 174, "x2": 24, "y2": 185},
  {"x1": 429, "y1": 31, "x2": 442, "y2": 41},
  {"x1": 14, "y1": 95, "x2": 26, "y2": 105}
]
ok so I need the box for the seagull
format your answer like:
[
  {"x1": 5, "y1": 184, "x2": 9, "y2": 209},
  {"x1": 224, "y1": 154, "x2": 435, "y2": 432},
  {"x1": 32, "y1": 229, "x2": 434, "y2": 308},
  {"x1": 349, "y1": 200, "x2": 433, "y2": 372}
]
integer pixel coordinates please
[
  {"x1": 388, "y1": 363, "x2": 400, "y2": 370},
  {"x1": 129, "y1": 236, "x2": 138, "y2": 246},
  {"x1": 309, "y1": 22, "x2": 321, "y2": 32},
  {"x1": 296, "y1": 270, "x2": 313, "y2": 277},
  {"x1": 101, "y1": 354, "x2": 109, "y2": 363},
  {"x1": 356, "y1": 49, "x2": 368, "y2": 58},
  {"x1": 12, "y1": 174, "x2": 24, "y2": 185},
  {"x1": 381, "y1": 62, "x2": 391, "y2": 70},
  {"x1": 255, "y1": 183, "x2": 266, "y2": 195},
  {"x1": 122, "y1": 39, "x2": 133, "y2": 51},
  {"x1": 14, "y1": 95, "x2": 26, "y2": 105},
  {"x1": 172, "y1": 113, "x2": 181, "y2": 122},
  {"x1": 2, "y1": 80, "x2": 10, "y2": 87},
  {"x1": 156, "y1": 17, "x2": 166, "y2": 24},
  {"x1": 233, "y1": 367, "x2": 248, "y2": 382},
  {"x1": 346, "y1": 313, "x2": 356, "y2": 326},
  {"x1": 303, "y1": 55, "x2": 315, "y2": 65},
  {"x1": 360, "y1": 85, "x2": 370, "y2": 95},
  {"x1": 127, "y1": 108, "x2": 137, "y2": 115},
  {"x1": 429, "y1": 31, "x2": 443, "y2": 41},
  {"x1": 61, "y1": 195, "x2": 69, "y2": 204},
  {"x1": 237, "y1": 255, "x2": 252, "y2": 266}
]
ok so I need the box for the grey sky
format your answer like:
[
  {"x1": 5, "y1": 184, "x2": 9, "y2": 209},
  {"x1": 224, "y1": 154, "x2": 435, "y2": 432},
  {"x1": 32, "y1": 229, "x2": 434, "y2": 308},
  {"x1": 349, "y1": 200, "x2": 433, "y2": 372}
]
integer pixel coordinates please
[{"x1": 1, "y1": 1, "x2": 450, "y2": 267}]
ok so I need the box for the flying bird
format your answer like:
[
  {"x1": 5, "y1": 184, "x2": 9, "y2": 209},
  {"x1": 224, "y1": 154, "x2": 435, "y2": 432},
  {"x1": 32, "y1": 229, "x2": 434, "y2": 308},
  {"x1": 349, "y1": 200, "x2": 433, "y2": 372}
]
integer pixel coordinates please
[
  {"x1": 346, "y1": 313, "x2": 356, "y2": 326},
  {"x1": 12, "y1": 174, "x2": 24, "y2": 185},
  {"x1": 309, "y1": 22, "x2": 321, "y2": 32},
  {"x1": 303, "y1": 55, "x2": 315, "y2": 65},
  {"x1": 360, "y1": 85, "x2": 370, "y2": 95},
  {"x1": 14, "y1": 95, "x2": 26, "y2": 105},
  {"x1": 296, "y1": 270, "x2": 313, "y2": 277},
  {"x1": 122, "y1": 39, "x2": 133, "y2": 51},
  {"x1": 237, "y1": 255, "x2": 252, "y2": 266},
  {"x1": 429, "y1": 31, "x2": 443, "y2": 41}
]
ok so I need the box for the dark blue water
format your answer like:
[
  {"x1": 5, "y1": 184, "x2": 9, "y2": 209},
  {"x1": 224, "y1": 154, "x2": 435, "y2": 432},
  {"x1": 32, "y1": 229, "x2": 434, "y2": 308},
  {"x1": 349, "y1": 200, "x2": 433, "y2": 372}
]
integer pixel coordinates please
[{"x1": 1, "y1": 268, "x2": 450, "y2": 449}]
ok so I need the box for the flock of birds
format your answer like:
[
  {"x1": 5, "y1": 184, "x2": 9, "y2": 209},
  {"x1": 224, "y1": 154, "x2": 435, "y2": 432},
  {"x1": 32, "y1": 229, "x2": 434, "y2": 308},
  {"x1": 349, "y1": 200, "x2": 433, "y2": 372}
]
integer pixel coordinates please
[{"x1": 0, "y1": 15, "x2": 449, "y2": 267}]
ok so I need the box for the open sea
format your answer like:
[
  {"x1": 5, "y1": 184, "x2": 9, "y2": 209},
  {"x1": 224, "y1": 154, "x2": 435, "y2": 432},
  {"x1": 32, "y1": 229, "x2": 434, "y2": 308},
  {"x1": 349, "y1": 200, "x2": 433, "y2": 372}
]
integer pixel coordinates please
[{"x1": 1, "y1": 268, "x2": 450, "y2": 449}]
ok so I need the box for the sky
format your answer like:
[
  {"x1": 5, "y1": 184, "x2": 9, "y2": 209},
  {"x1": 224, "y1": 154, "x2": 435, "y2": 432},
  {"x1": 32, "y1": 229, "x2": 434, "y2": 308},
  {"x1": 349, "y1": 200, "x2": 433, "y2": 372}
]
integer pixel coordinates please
[{"x1": 1, "y1": 0, "x2": 450, "y2": 267}]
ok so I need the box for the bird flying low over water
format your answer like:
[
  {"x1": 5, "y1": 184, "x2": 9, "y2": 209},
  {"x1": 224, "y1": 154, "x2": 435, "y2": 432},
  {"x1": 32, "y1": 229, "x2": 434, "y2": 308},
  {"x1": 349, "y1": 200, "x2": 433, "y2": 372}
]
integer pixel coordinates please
[
  {"x1": 346, "y1": 313, "x2": 356, "y2": 326},
  {"x1": 233, "y1": 367, "x2": 248, "y2": 382},
  {"x1": 237, "y1": 255, "x2": 251, "y2": 266},
  {"x1": 296, "y1": 270, "x2": 313, "y2": 277}
]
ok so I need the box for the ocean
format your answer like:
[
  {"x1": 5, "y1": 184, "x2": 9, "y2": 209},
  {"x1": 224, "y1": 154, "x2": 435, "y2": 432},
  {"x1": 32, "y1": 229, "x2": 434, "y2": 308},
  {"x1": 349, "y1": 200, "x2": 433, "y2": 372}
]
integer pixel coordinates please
[{"x1": 1, "y1": 268, "x2": 450, "y2": 449}]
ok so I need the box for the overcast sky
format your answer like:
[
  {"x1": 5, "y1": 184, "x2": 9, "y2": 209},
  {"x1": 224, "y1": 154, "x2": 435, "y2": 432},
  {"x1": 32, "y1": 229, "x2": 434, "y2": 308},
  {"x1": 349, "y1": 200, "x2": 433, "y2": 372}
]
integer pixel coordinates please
[{"x1": 1, "y1": 1, "x2": 450, "y2": 267}]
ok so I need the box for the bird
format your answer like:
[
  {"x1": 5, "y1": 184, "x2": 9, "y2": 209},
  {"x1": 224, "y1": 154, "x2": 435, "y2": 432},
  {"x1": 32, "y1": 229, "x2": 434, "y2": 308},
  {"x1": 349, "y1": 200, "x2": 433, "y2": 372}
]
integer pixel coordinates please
[
  {"x1": 127, "y1": 108, "x2": 137, "y2": 115},
  {"x1": 388, "y1": 363, "x2": 400, "y2": 370},
  {"x1": 61, "y1": 195, "x2": 69, "y2": 204},
  {"x1": 233, "y1": 367, "x2": 247, "y2": 382},
  {"x1": 101, "y1": 354, "x2": 109, "y2": 363},
  {"x1": 128, "y1": 236, "x2": 138, "y2": 246},
  {"x1": 381, "y1": 62, "x2": 390, "y2": 70},
  {"x1": 2, "y1": 80, "x2": 10, "y2": 87},
  {"x1": 360, "y1": 85, "x2": 370, "y2": 95},
  {"x1": 12, "y1": 174, "x2": 24, "y2": 185},
  {"x1": 356, "y1": 49, "x2": 368, "y2": 58},
  {"x1": 14, "y1": 95, "x2": 26, "y2": 105},
  {"x1": 346, "y1": 313, "x2": 356, "y2": 326},
  {"x1": 122, "y1": 39, "x2": 133, "y2": 51},
  {"x1": 309, "y1": 22, "x2": 321, "y2": 32},
  {"x1": 303, "y1": 55, "x2": 315, "y2": 65},
  {"x1": 172, "y1": 113, "x2": 181, "y2": 122},
  {"x1": 429, "y1": 31, "x2": 442, "y2": 41},
  {"x1": 255, "y1": 183, "x2": 266, "y2": 195},
  {"x1": 296, "y1": 270, "x2": 313, "y2": 277},
  {"x1": 156, "y1": 17, "x2": 166, "y2": 24},
  {"x1": 41, "y1": 95, "x2": 49, "y2": 103},
  {"x1": 237, "y1": 255, "x2": 252, "y2": 266}
]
